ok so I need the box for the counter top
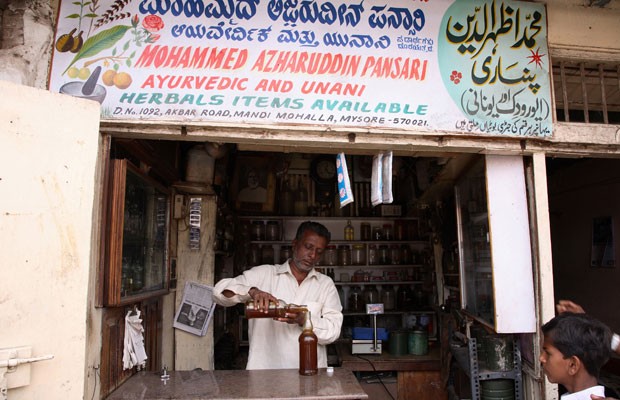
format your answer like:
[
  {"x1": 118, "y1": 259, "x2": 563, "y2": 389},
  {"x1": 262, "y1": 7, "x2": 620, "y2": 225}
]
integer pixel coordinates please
[
  {"x1": 107, "y1": 368, "x2": 368, "y2": 400},
  {"x1": 336, "y1": 342, "x2": 441, "y2": 372}
]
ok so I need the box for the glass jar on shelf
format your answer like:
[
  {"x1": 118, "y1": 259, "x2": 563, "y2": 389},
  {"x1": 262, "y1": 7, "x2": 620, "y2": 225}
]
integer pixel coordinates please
[
  {"x1": 382, "y1": 223, "x2": 393, "y2": 241},
  {"x1": 351, "y1": 244, "x2": 367, "y2": 266},
  {"x1": 349, "y1": 286, "x2": 365, "y2": 312},
  {"x1": 323, "y1": 245, "x2": 337, "y2": 266},
  {"x1": 378, "y1": 245, "x2": 390, "y2": 265},
  {"x1": 261, "y1": 244, "x2": 274, "y2": 264},
  {"x1": 372, "y1": 226, "x2": 383, "y2": 241},
  {"x1": 266, "y1": 220, "x2": 280, "y2": 241},
  {"x1": 279, "y1": 245, "x2": 292, "y2": 264},
  {"x1": 252, "y1": 220, "x2": 265, "y2": 241},
  {"x1": 363, "y1": 285, "x2": 379, "y2": 305},
  {"x1": 337, "y1": 245, "x2": 351, "y2": 266},
  {"x1": 382, "y1": 285, "x2": 396, "y2": 310},
  {"x1": 248, "y1": 244, "x2": 261, "y2": 266},
  {"x1": 390, "y1": 244, "x2": 401, "y2": 265},
  {"x1": 400, "y1": 244, "x2": 412, "y2": 265},
  {"x1": 368, "y1": 244, "x2": 378, "y2": 265}
]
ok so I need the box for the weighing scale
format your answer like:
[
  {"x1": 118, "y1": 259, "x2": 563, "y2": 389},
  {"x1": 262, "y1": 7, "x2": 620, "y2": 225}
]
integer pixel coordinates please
[{"x1": 351, "y1": 303, "x2": 384, "y2": 354}]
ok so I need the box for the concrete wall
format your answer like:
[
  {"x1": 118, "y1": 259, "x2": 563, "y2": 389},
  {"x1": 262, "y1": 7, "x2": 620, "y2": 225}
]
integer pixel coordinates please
[
  {"x1": 0, "y1": 80, "x2": 101, "y2": 398},
  {"x1": 548, "y1": 158, "x2": 620, "y2": 332}
]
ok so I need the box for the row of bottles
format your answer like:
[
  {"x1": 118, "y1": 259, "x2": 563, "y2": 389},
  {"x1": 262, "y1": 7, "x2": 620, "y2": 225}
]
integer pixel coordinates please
[
  {"x1": 338, "y1": 285, "x2": 430, "y2": 312},
  {"x1": 342, "y1": 220, "x2": 422, "y2": 241},
  {"x1": 280, "y1": 176, "x2": 309, "y2": 216}
]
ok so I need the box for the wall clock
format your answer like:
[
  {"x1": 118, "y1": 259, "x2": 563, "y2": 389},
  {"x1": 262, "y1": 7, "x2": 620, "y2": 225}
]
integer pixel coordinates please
[{"x1": 310, "y1": 155, "x2": 336, "y2": 203}]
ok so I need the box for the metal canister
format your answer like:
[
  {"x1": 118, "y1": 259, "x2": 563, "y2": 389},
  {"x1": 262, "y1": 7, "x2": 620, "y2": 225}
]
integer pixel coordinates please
[
  {"x1": 408, "y1": 329, "x2": 428, "y2": 355},
  {"x1": 389, "y1": 330, "x2": 408, "y2": 355}
]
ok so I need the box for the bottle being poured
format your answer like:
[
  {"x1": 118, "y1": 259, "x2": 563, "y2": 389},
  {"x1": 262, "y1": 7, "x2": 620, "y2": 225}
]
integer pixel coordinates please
[{"x1": 244, "y1": 299, "x2": 307, "y2": 319}]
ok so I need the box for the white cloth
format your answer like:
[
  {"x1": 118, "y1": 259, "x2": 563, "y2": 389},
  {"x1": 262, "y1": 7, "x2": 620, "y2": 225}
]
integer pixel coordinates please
[
  {"x1": 371, "y1": 153, "x2": 383, "y2": 207},
  {"x1": 122, "y1": 310, "x2": 148, "y2": 370},
  {"x1": 212, "y1": 261, "x2": 343, "y2": 370},
  {"x1": 560, "y1": 385, "x2": 605, "y2": 400}
]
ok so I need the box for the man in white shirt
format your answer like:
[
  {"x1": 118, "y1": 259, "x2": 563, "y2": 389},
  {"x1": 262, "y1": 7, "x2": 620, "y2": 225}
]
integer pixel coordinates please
[{"x1": 212, "y1": 221, "x2": 343, "y2": 370}]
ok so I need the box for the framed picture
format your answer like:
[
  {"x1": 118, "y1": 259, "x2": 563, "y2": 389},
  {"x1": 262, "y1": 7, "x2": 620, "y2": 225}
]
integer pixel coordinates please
[{"x1": 231, "y1": 156, "x2": 276, "y2": 213}]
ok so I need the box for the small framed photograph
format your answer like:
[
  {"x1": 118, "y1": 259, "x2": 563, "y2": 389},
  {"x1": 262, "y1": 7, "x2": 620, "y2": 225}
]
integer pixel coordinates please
[{"x1": 230, "y1": 155, "x2": 276, "y2": 213}]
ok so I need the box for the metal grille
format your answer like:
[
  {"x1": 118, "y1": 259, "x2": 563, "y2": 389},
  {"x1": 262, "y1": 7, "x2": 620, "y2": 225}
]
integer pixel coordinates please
[{"x1": 553, "y1": 61, "x2": 620, "y2": 124}]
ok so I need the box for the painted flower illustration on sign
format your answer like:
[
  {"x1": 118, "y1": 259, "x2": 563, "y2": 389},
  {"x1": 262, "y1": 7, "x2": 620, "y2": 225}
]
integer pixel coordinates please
[
  {"x1": 450, "y1": 70, "x2": 462, "y2": 85},
  {"x1": 142, "y1": 15, "x2": 164, "y2": 32}
]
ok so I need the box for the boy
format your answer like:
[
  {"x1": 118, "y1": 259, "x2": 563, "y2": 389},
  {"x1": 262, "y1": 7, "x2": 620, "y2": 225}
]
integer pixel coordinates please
[{"x1": 540, "y1": 312, "x2": 612, "y2": 399}]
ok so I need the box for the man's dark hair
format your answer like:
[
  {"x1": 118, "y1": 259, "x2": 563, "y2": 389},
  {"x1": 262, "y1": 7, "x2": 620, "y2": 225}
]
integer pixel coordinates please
[
  {"x1": 542, "y1": 312, "x2": 611, "y2": 378},
  {"x1": 295, "y1": 221, "x2": 331, "y2": 241}
]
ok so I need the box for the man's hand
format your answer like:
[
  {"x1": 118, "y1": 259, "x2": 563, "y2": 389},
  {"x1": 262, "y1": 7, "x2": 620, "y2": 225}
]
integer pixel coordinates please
[
  {"x1": 556, "y1": 300, "x2": 586, "y2": 314},
  {"x1": 248, "y1": 287, "x2": 278, "y2": 314},
  {"x1": 274, "y1": 310, "x2": 306, "y2": 326}
]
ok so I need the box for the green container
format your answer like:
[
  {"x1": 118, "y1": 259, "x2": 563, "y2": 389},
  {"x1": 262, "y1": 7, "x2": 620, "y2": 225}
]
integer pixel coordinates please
[
  {"x1": 408, "y1": 329, "x2": 428, "y2": 355},
  {"x1": 389, "y1": 330, "x2": 408, "y2": 355},
  {"x1": 481, "y1": 379, "x2": 515, "y2": 400}
]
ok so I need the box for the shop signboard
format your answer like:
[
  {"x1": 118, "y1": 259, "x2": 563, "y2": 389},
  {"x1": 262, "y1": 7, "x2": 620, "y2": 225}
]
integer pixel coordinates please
[{"x1": 48, "y1": 0, "x2": 552, "y2": 137}]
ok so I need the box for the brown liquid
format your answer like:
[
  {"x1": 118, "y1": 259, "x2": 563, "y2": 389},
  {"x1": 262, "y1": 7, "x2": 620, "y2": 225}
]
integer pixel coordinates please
[
  {"x1": 245, "y1": 301, "x2": 307, "y2": 319},
  {"x1": 299, "y1": 311, "x2": 318, "y2": 376}
]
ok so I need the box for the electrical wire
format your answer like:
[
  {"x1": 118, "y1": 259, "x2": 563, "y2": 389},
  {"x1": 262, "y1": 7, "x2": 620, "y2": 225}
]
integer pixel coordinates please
[
  {"x1": 90, "y1": 366, "x2": 100, "y2": 400},
  {"x1": 354, "y1": 354, "x2": 396, "y2": 400}
]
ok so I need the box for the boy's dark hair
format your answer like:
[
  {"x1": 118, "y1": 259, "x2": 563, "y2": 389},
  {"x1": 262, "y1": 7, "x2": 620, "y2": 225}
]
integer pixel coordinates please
[
  {"x1": 542, "y1": 312, "x2": 611, "y2": 378},
  {"x1": 295, "y1": 221, "x2": 331, "y2": 242}
]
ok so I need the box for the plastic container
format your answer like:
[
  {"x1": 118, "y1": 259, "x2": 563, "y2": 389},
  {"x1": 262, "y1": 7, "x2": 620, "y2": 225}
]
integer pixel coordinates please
[{"x1": 352, "y1": 327, "x2": 389, "y2": 341}]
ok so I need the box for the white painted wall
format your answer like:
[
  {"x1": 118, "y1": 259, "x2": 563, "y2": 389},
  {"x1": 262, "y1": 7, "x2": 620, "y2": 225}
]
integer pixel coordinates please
[{"x1": 0, "y1": 80, "x2": 101, "y2": 399}]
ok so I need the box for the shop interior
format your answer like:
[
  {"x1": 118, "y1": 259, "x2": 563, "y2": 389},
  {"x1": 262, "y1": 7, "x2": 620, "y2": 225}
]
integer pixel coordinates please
[{"x1": 106, "y1": 137, "x2": 620, "y2": 399}]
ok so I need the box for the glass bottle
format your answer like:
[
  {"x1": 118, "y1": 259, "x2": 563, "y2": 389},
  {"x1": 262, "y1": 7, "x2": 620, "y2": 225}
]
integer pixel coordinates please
[
  {"x1": 261, "y1": 245, "x2": 274, "y2": 264},
  {"x1": 252, "y1": 221, "x2": 265, "y2": 241},
  {"x1": 248, "y1": 244, "x2": 261, "y2": 266},
  {"x1": 352, "y1": 244, "x2": 367, "y2": 265},
  {"x1": 280, "y1": 179, "x2": 294, "y2": 215},
  {"x1": 368, "y1": 244, "x2": 378, "y2": 265},
  {"x1": 349, "y1": 286, "x2": 365, "y2": 312},
  {"x1": 245, "y1": 299, "x2": 308, "y2": 319},
  {"x1": 363, "y1": 285, "x2": 379, "y2": 305},
  {"x1": 390, "y1": 244, "x2": 401, "y2": 265},
  {"x1": 299, "y1": 311, "x2": 318, "y2": 376},
  {"x1": 279, "y1": 245, "x2": 292, "y2": 264},
  {"x1": 338, "y1": 245, "x2": 351, "y2": 266},
  {"x1": 344, "y1": 220, "x2": 354, "y2": 240},
  {"x1": 382, "y1": 223, "x2": 393, "y2": 241},
  {"x1": 266, "y1": 221, "x2": 280, "y2": 241},
  {"x1": 378, "y1": 245, "x2": 390, "y2": 265},
  {"x1": 323, "y1": 245, "x2": 337, "y2": 266},
  {"x1": 294, "y1": 176, "x2": 308, "y2": 216},
  {"x1": 360, "y1": 222, "x2": 371, "y2": 241},
  {"x1": 382, "y1": 285, "x2": 396, "y2": 310}
]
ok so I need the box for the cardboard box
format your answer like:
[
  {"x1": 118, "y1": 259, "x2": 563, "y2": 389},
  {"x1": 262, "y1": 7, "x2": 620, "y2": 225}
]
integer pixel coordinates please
[{"x1": 379, "y1": 204, "x2": 402, "y2": 216}]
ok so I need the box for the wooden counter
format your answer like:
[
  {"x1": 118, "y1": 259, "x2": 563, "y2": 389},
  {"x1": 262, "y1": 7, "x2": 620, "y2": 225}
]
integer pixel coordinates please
[
  {"x1": 106, "y1": 368, "x2": 368, "y2": 399},
  {"x1": 336, "y1": 342, "x2": 446, "y2": 400}
]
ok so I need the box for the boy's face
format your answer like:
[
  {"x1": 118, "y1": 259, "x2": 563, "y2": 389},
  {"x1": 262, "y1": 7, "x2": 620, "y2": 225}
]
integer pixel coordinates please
[{"x1": 540, "y1": 334, "x2": 572, "y2": 385}]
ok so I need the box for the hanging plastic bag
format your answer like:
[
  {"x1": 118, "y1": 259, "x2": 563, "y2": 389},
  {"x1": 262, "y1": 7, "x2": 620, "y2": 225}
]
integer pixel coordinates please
[
  {"x1": 336, "y1": 153, "x2": 354, "y2": 207},
  {"x1": 123, "y1": 309, "x2": 148, "y2": 370}
]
